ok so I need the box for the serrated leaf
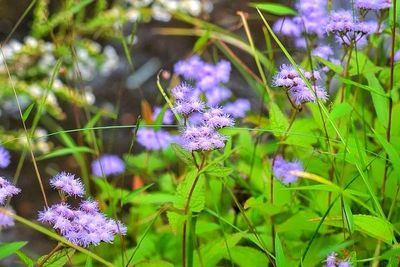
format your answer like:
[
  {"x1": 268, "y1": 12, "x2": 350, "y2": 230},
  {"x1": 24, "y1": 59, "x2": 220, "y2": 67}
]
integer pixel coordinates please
[
  {"x1": 171, "y1": 143, "x2": 194, "y2": 166},
  {"x1": 269, "y1": 102, "x2": 289, "y2": 137},
  {"x1": 251, "y1": 3, "x2": 297, "y2": 15},
  {"x1": 175, "y1": 170, "x2": 205, "y2": 212},
  {"x1": 0, "y1": 241, "x2": 27, "y2": 261},
  {"x1": 203, "y1": 165, "x2": 232, "y2": 177},
  {"x1": 37, "y1": 248, "x2": 75, "y2": 267},
  {"x1": 167, "y1": 211, "x2": 186, "y2": 234}
]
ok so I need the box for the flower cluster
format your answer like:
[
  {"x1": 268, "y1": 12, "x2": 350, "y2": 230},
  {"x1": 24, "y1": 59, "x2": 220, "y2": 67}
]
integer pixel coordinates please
[
  {"x1": 325, "y1": 10, "x2": 370, "y2": 45},
  {"x1": 174, "y1": 55, "x2": 250, "y2": 118},
  {"x1": 0, "y1": 177, "x2": 21, "y2": 205},
  {"x1": 0, "y1": 146, "x2": 11, "y2": 169},
  {"x1": 273, "y1": 64, "x2": 328, "y2": 105},
  {"x1": 324, "y1": 252, "x2": 351, "y2": 267},
  {"x1": 136, "y1": 128, "x2": 175, "y2": 151},
  {"x1": 50, "y1": 172, "x2": 85, "y2": 197},
  {"x1": 273, "y1": 0, "x2": 327, "y2": 48},
  {"x1": 39, "y1": 172, "x2": 127, "y2": 247},
  {"x1": 171, "y1": 83, "x2": 234, "y2": 152},
  {"x1": 91, "y1": 155, "x2": 125, "y2": 177},
  {"x1": 272, "y1": 156, "x2": 303, "y2": 185},
  {"x1": 355, "y1": 0, "x2": 391, "y2": 10}
]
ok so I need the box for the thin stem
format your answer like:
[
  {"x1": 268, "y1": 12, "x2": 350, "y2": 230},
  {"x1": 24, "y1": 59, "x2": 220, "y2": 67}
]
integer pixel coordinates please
[{"x1": 38, "y1": 243, "x2": 63, "y2": 267}]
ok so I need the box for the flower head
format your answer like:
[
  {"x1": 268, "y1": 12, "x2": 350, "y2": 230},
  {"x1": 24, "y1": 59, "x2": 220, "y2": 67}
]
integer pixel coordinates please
[
  {"x1": 272, "y1": 156, "x2": 303, "y2": 184},
  {"x1": 0, "y1": 206, "x2": 15, "y2": 229},
  {"x1": 50, "y1": 172, "x2": 85, "y2": 197},
  {"x1": 223, "y1": 99, "x2": 251, "y2": 118},
  {"x1": 91, "y1": 154, "x2": 125, "y2": 177},
  {"x1": 0, "y1": 146, "x2": 11, "y2": 169},
  {"x1": 0, "y1": 177, "x2": 21, "y2": 205},
  {"x1": 325, "y1": 252, "x2": 337, "y2": 267},
  {"x1": 355, "y1": 0, "x2": 391, "y2": 10},
  {"x1": 136, "y1": 128, "x2": 174, "y2": 150}
]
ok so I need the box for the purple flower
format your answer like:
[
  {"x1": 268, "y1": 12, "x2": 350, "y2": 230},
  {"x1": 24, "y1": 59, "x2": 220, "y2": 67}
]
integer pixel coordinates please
[
  {"x1": 91, "y1": 154, "x2": 125, "y2": 177},
  {"x1": 356, "y1": 0, "x2": 391, "y2": 10},
  {"x1": 153, "y1": 106, "x2": 174, "y2": 124},
  {"x1": 79, "y1": 199, "x2": 99, "y2": 214},
  {"x1": 0, "y1": 206, "x2": 15, "y2": 229},
  {"x1": 273, "y1": 18, "x2": 302, "y2": 37},
  {"x1": 136, "y1": 128, "x2": 174, "y2": 150},
  {"x1": 223, "y1": 99, "x2": 251, "y2": 118},
  {"x1": 0, "y1": 146, "x2": 11, "y2": 168},
  {"x1": 202, "y1": 108, "x2": 234, "y2": 128},
  {"x1": 394, "y1": 50, "x2": 400, "y2": 62},
  {"x1": 338, "y1": 261, "x2": 351, "y2": 267},
  {"x1": 325, "y1": 252, "x2": 337, "y2": 267},
  {"x1": 272, "y1": 156, "x2": 303, "y2": 184},
  {"x1": 181, "y1": 126, "x2": 226, "y2": 152},
  {"x1": 205, "y1": 86, "x2": 232, "y2": 107},
  {"x1": 0, "y1": 177, "x2": 21, "y2": 205},
  {"x1": 174, "y1": 55, "x2": 204, "y2": 80},
  {"x1": 294, "y1": 0, "x2": 327, "y2": 38},
  {"x1": 172, "y1": 83, "x2": 205, "y2": 116},
  {"x1": 50, "y1": 172, "x2": 85, "y2": 197},
  {"x1": 312, "y1": 45, "x2": 335, "y2": 60},
  {"x1": 325, "y1": 10, "x2": 370, "y2": 45},
  {"x1": 273, "y1": 64, "x2": 328, "y2": 105}
]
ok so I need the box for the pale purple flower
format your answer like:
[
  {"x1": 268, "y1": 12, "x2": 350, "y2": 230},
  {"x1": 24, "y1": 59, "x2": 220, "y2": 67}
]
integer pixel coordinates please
[
  {"x1": 172, "y1": 83, "x2": 205, "y2": 116},
  {"x1": 136, "y1": 128, "x2": 174, "y2": 150},
  {"x1": 394, "y1": 50, "x2": 400, "y2": 62},
  {"x1": 0, "y1": 177, "x2": 21, "y2": 205},
  {"x1": 223, "y1": 99, "x2": 251, "y2": 118},
  {"x1": 91, "y1": 154, "x2": 125, "y2": 177},
  {"x1": 0, "y1": 206, "x2": 15, "y2": 228},
  {"x1": 153, "y1": 106, "x2": 174, "y2": 124},
  {"x1": 0, "y1": 146, "x2": 11, "y2": 168},
  {"x1": 325, "y1": 252, "x2": 337, "y2": 267},
  {"x1": 312, "y1": 45, "x2": 335, "y2": 60},
  {"x1": 79, "y1": 199, "x2": 99, "y2": 214},
  {"x1": 202, "y1": 108, "x2": 234, "y2": 128},
  {"x1": 273, "y1": 18, "x2": 302, "y2": 37},
  {"x1": 290, "y1": 85, "x2": 328, "y2": 105},
  {"x1": 356, "y1": 0, "x2": 391, "y2": 10},
  {"x1": 272, "y1": 156, "x2": 303, "y2": 184},
  {"x1": 174, "y1": 55, "x2": 204, "y2": 80},
  {"x1": 50, "y1": 172, "x2": 84, "y2": 197},
  {"x1": 325, "y1": 10, "x2": 370, "y2": 45},
  {"x1": 338, "y1": 261, "x2": 351, "y2": 267},
  {"x1": 295, "y1": 0, "x2": 327, "y2": 38},
  {"x1": 206, "y1": 86, "x2": 232, "y2": 107},
  {"x1": 181, "y1": 126, "x2": 226, "y2": 152}
]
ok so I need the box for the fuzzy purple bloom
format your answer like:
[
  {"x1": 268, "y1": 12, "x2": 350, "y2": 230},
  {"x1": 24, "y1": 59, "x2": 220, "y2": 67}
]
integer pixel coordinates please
[
  {"x1": 325, "y1": 252, "x2": 337, "y2": 267},
  {"x1": 136, "y1": 128, "x2": 174, "y2": 150},
  {"x1": 0, "y1": 177, "x2": 21, "y2": 205},
  {"x1": 0, "y1": 146, "x2": 11, "y2": 169},
  {"x1": 356, "y1": 0, "x2": 391, "y2": 10},
  {"x1": 338, "y1": 261, "x2": 351, "y2": 267},
  {"x1": 0, "y1": 206, "x2": 15, "y2": 229},
  {"x1": 273, "y1": 64, "x2": 328, "y2": 105},
  {"x1": 206, "y1": 86, "x2": 232, "y2": 107},
  {"x1": 325, "y1": 10, "x2": 370, "y2": 45},
  {"x1": 202, "y1": 108, "x2": 234, "y2": 128},
  {"x1": 181, "y1": 126, "x2": 227, "y2": 152},
  {"x1": 394, "y1": 50, "x2": 400, "y2": 62},
  {"x1": 272, "y1": 156, "x2": 303, "y2": 184},
  {"x1": 223, "y1": 99, "x2": 251, "y2": 118},
  {"x1": 50, "y1": 172, "x2": 85, "y2": 197},
  {"x1": 172, "y1": 83, "x2": 205, "y2": 116},
  {"x1": 91, "y1": 154, "x2": 125, "y2": 177}
]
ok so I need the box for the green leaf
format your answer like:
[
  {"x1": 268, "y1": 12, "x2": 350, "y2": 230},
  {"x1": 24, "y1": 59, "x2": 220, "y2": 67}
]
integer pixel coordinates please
[
  {"x1": 329, "y1": 102, "x2": 352, "y2": 120},
  {"x1": 203, "y1": 165, "x2": 232, "y2": 177},
  {"x1": 171, "y1": 144, "x2": 194, "y2": 166},
  {"x1": 0, "y1": 241, "x2": 27, "y2": 261},
  {"x1": 227, "y1": 246, "x2": 269, "y2": 266},
  {"x1": 15, "y1": 250, "x2": 34, "y2": 267},
  {"x1": 193, "y1": 30, "x2": 210, "y2": 52},
  {"x1": 22, "y1": 103, "x2": 35, "y2": 122},
  {"x1": 372, "y1": 131, "x2": 400, "y2": 181},
  {"x1": 135, "y1": 260, "x2": 174, "y2": 267},
  {"x1": 366, "y1": 75, "x2": 389, "y2": 127},
  {"x1": 269, "y1": 102, "x2": 289, "y2": 137},
  {"x1": 36, "y1": 146, "x2": 95, "y2": 161},
  {"x1": 314, "y1": 56, "x2": 343, "y2": 73},
  {"x1": 343, "y1": 200, "x2": 354, "y2": 234},
  {"x1": 167, "y1": 211, "x2": 186, "y2": 234},
  {"x1": 37, "y1": 248, "x2": 75, "y2": 267},
  {"x1": 175, "y1": 170, "x2": 205, "y2": 212},
  {"x1": 275, "y1": 233, "x2": 286, "y2": 267},
  {"x1": 194, "y1": 233, "x2": 244, "y2": 267},
  {"x1": 251, "y1": 3, "x2": 297, "y2": 15},
  {"x1": 121, "y1": 183, "x2": 154, "y2": 204},
  {"x1": 353, "y1": 215, "x2": 394, "y2": 244}
]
